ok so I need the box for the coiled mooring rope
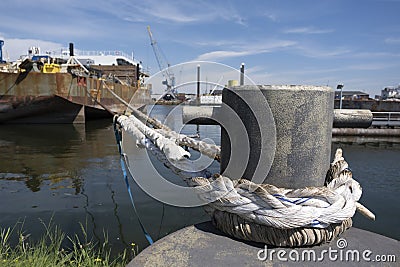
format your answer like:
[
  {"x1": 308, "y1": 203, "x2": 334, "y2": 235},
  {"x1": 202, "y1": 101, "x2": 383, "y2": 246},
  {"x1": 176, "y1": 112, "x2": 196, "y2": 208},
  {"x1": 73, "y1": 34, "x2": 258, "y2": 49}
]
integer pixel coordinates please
[{"x1": 115, "y1": 113, "x2": 375, "y2": 247}]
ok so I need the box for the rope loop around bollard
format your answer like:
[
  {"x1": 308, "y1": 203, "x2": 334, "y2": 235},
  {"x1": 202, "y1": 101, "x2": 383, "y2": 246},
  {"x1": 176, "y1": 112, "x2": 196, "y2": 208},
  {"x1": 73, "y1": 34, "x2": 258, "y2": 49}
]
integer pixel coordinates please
[{"x1": 115, "y1": 113, "x2": 375, "y2": 247}]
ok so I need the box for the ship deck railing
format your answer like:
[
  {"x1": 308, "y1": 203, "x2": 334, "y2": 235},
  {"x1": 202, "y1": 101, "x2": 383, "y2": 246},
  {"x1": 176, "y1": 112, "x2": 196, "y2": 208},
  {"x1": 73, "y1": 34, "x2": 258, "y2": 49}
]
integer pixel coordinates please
[
  {"x1": 372, "y1": 112, "x2": 400, "y2": 127},
  {"x1": 74, "y1": 50, "x2": 134, "y2": 60}
]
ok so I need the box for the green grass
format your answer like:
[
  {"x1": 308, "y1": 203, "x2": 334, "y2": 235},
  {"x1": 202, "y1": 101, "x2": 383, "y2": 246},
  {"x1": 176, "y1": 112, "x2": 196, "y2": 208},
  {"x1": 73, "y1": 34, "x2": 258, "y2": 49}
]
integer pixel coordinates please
[{"x1": 0, "y1": 219, "x2": 136, "y2": 267}]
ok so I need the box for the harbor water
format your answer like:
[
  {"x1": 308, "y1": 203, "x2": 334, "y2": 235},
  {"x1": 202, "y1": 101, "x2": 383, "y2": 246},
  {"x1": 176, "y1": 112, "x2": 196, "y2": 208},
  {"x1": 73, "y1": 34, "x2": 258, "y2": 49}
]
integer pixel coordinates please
[{"x1": 0, "y1": 105, "x2": 399, "y2": 257}]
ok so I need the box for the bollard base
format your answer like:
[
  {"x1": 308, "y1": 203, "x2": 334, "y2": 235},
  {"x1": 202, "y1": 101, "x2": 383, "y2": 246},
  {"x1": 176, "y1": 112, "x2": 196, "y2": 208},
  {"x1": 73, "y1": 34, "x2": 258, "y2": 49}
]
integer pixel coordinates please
[{"x1": 128, "y1": 221, "x2": 399, "y2": 267}]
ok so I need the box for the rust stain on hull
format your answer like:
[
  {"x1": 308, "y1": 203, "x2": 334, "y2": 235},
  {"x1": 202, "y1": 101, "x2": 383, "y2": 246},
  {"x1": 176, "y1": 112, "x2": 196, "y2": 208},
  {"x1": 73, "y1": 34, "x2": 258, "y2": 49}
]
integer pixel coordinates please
[{"x1": 0, "y1": 72, "x2": 150, "y2": 123}]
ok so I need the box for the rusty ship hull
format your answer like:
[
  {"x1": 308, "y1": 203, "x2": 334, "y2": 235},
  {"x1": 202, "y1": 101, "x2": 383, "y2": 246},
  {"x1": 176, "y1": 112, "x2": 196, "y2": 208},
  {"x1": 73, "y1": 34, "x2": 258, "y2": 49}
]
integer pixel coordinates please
[{"x1": 0, "y1": 71, "x2": 149, "y2": 123}]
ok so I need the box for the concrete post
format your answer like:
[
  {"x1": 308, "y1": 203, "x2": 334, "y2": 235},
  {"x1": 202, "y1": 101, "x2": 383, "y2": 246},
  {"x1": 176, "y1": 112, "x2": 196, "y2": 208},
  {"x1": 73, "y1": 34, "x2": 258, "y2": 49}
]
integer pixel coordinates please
[
  {"x1": 221, "y1": 85, "x2": 334, "y2": 188},
  {"x1": 197, "y1": 65, "x2": 200, "y2": 104},
  {"x1": 239, "y1": 63, "x2": 245, "y2": 86},
  {"x1": 337, "y1": 84, "x2": 344, "y2": 109}
]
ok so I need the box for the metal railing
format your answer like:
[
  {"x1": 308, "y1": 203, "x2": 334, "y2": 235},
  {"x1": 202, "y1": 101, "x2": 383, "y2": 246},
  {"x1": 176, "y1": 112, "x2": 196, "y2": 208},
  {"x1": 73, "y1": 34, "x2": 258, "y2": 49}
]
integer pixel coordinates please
[
  {"x1": 74, "y1": 50, "x2": 134, "y2": 60},
  {"x1": 372, "y1": 112, "x2": 400, "y2": 127},
  {"x1": 43, "y1": 48, "x2": 135, "y2": 61}
]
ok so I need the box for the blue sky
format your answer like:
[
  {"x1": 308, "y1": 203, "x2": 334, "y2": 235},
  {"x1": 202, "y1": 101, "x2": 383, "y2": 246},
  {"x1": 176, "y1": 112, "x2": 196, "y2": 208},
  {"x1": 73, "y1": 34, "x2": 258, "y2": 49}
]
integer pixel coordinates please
[{"x1": 1, "y1": 0, "x2": 399, "y2": 96}]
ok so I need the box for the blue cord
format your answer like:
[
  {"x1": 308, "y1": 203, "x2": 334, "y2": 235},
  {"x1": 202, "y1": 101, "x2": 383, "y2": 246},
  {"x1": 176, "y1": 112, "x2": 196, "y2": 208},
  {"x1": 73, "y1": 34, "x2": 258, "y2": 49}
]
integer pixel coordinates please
[{"x1": 113, "y1": 119, "x2": 154, "y2": 245}]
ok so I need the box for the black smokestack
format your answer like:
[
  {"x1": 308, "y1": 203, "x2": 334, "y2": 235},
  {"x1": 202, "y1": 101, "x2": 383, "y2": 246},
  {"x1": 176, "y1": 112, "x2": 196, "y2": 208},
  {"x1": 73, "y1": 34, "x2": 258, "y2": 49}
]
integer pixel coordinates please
[
  {"x1": 136, "y1": 63, "x2": 140, "y2": 82},
  {"x1": 69, "y1": 43, "x2": 74, "y2": 56}
]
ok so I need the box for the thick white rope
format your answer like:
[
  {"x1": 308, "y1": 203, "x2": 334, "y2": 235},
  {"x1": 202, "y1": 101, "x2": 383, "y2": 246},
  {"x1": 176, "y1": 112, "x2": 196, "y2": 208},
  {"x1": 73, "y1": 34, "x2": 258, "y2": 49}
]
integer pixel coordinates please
[
  {"x1": 117, "y1": 115, "x2": 212, "y2": 180},
  {"x1": 118, "y1": 114, "x2": 221, "y2": 161},
  {"x1": 118, "y1": 115, "x2": 190, "y2": 161},
  {"x1": 117, "y1": 114, "x2": 375, "y2": 230},
  {"x1": 102, "y1": 83, "x2": 222, "y2": 161},
  {"x1": 156, "y1": 128, "x2": 221, "y2": 161}
]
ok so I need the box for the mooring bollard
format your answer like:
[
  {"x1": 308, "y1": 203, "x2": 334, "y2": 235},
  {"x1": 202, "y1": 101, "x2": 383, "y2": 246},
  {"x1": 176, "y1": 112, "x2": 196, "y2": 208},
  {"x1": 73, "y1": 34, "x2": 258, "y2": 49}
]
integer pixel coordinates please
[{"x1": 221, "y1": 85, "x2": 334, "y2": 188}]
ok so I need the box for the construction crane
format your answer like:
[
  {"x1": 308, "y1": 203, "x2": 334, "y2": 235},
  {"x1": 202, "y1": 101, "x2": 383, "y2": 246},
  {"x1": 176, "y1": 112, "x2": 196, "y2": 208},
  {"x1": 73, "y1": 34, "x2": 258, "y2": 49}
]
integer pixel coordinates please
[{"x1": 146, "y1": 26, "x2": 176, "y2": 98}]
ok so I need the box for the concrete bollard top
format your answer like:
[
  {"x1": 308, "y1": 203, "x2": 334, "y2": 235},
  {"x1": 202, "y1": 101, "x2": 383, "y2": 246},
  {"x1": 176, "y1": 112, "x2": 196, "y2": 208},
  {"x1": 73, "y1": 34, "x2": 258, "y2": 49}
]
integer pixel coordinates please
[
  {"x1": 251, "y1": 84, "x2": 332, "y2": 91},
  {"x1": 221, "y1": 84, "x2": 334, "y2": 188}
]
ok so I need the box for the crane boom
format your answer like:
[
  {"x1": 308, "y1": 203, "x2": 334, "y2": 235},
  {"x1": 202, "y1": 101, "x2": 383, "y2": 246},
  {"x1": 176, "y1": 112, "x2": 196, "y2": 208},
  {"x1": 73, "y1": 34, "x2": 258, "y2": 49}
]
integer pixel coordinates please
[{"x1": 146, "y1": 26, "x2": 176, "y2": 96}]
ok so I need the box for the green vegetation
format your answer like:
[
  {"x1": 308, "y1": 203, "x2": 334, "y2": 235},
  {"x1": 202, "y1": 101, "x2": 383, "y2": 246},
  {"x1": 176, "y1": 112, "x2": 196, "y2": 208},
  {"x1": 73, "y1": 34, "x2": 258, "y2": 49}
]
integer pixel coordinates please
[{"x1": 0, "y1": 219, "x2": 136, "y2": 267}]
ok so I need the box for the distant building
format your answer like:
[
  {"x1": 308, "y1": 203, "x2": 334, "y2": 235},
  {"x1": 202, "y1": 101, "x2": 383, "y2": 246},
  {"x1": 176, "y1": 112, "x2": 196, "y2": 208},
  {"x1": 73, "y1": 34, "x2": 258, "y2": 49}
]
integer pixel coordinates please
[
  {"x1": 334, "y1": 90, "x2": 370, "y2": 100},
  {"x1": 381, "y1": 86, "x2": 400, "y2": 100}
]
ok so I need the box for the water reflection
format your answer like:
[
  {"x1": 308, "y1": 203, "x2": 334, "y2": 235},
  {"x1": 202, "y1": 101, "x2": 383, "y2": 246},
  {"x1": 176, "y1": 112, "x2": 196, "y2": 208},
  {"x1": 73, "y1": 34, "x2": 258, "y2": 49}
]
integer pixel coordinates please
[
  {"x1": 0, "y1": 117, "x2": 209, "y2": 256},
  {"x1": 0, "y1": 123, "x2": 86, "y2": 193},
  {"x1": 0, "y1": 120, "x2": 131, "y2": 252}
]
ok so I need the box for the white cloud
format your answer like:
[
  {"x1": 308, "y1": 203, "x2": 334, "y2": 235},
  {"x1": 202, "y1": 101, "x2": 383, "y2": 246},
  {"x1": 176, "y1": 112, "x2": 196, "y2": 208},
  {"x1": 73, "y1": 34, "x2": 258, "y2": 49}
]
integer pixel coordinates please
[
  {"x1": 190, "y1": 40, "x2": 241, "y2": 47},
  {"x1": 140, "y1": 2, "x2": 199, "y2": 23},
  {"x1": 264, "y1": 13, "x2": 278, "y2": 22},
  {"x1": 117, "y1": 0, "x2": 246, "y2": 25},
  {"x1": 351, "y1": 51, "x2": 400, "y2": 58},
  {"x1": 385, "y1": 37, "x2": 400, "y2": 45},
  {"x1": 195, "y1": 40, "x2": 296, "y2": 61},
  {"x1": 1, "y1": 38, "x2": 63, "y2": 61},
  {"x1": 283, "y1": 27, "x2": 334, "y2": 34},
  {"x1": 0, "y1": 2, "x2": 111, "y2": 41},
  {"x1": 196, "y1": 50, "x2": 261, "y2": 61},
  {"x1": 347, "y1": 62, "x2": 400, "y2": 71},
  {"x1": 295, "y1": 44, "x2": 351, "y2": 58},
  {"x1": 244, "y1": 65, "x2": 266, "y2": 75}
]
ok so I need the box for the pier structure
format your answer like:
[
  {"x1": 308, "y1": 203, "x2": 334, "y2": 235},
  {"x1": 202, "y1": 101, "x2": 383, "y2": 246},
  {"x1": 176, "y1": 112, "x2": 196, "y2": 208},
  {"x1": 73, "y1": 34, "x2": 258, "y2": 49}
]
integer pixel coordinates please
[
  {"x1": 183, "y1": 106, "x2": 373, "y2": 127},
  {"x1": 182, "y1": 104, "x2": 400, "y2": 137},
  {"x1": 128, "y1": 85, "x2": 399, "y2": 266}
]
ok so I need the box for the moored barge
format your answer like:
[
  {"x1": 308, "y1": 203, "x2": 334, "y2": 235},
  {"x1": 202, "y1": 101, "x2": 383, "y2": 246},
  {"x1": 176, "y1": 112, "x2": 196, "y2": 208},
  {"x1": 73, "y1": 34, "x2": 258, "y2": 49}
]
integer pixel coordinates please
[{"x1": 0, "y1": 43, "x2": 150, "y2": 124}]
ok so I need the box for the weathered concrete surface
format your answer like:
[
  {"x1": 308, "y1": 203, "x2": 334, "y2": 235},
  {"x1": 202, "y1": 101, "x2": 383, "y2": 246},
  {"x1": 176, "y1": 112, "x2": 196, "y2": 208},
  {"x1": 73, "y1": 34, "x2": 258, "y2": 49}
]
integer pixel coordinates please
[
  {"x1": 128, "y1": 221, "x2": 399, "y2": 267},
  {"x1": 220, "y1": 85, "x2": 334, "y2": 188},
  {"x1": 333, "y1": 109, "x2": 373, "y2": 128}
]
